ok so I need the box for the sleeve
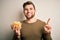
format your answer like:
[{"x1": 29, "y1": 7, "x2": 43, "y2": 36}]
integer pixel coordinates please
[
  {"x1": 42, "y1": 32, "x2": 52, "y2": 40},
  {"x1": 12, "y1": 32, "x2": 21, "y2": 40},
  {"x1": 42, "y1": 22, "x2": 52, "y2": 40}
]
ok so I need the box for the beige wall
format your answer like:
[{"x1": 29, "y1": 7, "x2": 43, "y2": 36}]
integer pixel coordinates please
[{"x1": 0, "y1": 0, "x2": 60, "y2": 40}]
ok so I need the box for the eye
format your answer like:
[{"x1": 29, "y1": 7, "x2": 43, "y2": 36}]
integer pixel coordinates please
[
  {"x1": 24, "y1": 9, "x2": 27, "y2": 11},
  {"x1": 30, "y1": 8, "x2": 33, "y2": 10}
]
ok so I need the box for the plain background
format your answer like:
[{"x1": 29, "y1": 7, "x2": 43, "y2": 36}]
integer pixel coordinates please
[{"x1": 0, "y1": 0, "x2": 60, "y2": 40}]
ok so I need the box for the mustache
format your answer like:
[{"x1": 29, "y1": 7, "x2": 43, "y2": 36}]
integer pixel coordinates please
[{"x1": 25, "y1": 14, "x2": 35, "y2": 19}]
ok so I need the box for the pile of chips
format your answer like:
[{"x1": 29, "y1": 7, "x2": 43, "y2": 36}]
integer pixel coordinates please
[{"x1": 11, "y1": 21, "x2": 22, "y2": 30}]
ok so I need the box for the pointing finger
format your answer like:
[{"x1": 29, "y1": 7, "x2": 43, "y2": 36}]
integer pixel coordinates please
[{"x1": 47, "y1": 18, "x2": 50, "y2": 24}]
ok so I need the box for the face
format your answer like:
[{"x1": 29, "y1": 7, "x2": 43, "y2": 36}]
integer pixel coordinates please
[{"x1": 23, "y1": 4, "x2": 35, "y2": 20}]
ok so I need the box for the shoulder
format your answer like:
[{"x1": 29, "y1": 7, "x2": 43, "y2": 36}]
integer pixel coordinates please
[
  {"x1": 20, "y1": 20, "x2": 27, "y2": 25},
  {"x1": 37, "y1": 19, "x2": 46, "y2": 26}
]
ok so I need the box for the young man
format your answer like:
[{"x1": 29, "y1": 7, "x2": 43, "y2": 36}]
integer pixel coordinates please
[{"x1": 12, "y1": 1, "x2": 52, "y2": 40}]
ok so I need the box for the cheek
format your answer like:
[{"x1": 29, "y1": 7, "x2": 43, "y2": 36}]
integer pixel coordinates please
[
  {"x1": 24, "y1": 10, "x2": 27, "y2": 14},
  {"x1": 32, "y1": 10, "x2": 35, "y2": 14},
  {"x1": 25, "y1": 10, "x2": 27, "y2": 13}
]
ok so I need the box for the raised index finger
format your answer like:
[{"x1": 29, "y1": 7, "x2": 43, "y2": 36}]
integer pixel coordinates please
[{"x1": 47, "y1": 18, "x2": 50, "y2": 24}]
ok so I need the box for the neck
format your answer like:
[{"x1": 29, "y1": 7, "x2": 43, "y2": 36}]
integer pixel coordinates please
[{"x1": 26, "y1": 17, "x2": 37, "y2": 23}]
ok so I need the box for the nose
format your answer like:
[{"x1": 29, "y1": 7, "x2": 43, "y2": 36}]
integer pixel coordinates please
[{"x1": 27, "y1": 9, "x2": 30, "y2": 13}]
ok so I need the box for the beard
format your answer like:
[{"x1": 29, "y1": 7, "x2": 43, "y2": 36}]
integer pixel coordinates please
[{"x1": 25, "y1": 14, "x2": 35, "y2": 20}]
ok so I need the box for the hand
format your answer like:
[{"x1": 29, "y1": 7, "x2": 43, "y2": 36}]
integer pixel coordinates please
[
  {"x1": 11, "y1": 24, "x2": 21, "y2": 38},
  {"x1": 11, "y1": 24, "x2": 21, "y2": 36},
  {"x1": 44, "y1": 18, "x2": 51, "y2": 33},
  {"x1": 11, "y1": 21, "x2": 22, "y2": 38},
  {"x1": 15, "y1": 29, "x2": 20, "y2": 38}
]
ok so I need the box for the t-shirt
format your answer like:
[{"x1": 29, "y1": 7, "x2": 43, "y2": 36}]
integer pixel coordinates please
[{"x1": 12, "y1": 19, "x2": 52, "y2": 40}]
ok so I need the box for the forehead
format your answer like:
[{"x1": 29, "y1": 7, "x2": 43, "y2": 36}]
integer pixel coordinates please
[{"x1": 24, "y1": 4, "x2": 34, "y2": 9}]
